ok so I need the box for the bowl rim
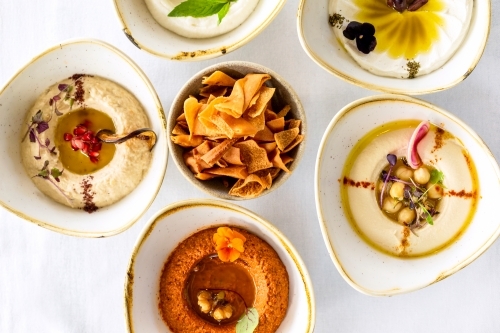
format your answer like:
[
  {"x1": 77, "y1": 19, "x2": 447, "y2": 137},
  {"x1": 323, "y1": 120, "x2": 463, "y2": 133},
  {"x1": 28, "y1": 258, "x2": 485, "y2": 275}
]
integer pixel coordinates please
[
  {"x1": 296, "y1": 0, "x2": 492, "y2": 95},
  {"x1": 123, "y1": 198, "x2": 316, "y2": 332},
  {"x1": 112, "y1": 0, "x2": 288, "y2": 61},
  {"x1": 167, "y1": 60, "x2": 307, "y2": 200},
  {"x1": 314, "y1": 94, "x2": 500, "y2": 296},
  {"x1": 0, "y1": 37, "x2": 168, "y2": 238}
]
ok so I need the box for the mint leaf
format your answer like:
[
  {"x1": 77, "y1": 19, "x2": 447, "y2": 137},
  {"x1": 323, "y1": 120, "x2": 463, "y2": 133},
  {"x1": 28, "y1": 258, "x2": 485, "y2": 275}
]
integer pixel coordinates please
[
  {"x1": 236, "y1": 307, "x2": 259, "y2": 333},
  {"x1": 218, "y1": 1, "x2": 230, "y2": 24},
  {"x1": 429, "y1": 169, "x2": 444, "y2": 185}
]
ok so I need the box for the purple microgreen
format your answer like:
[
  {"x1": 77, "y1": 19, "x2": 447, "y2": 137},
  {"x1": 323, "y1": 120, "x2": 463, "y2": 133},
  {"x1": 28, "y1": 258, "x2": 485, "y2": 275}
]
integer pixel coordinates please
[
  {"x1": 49, "y1": 99, "x2": 54, "y2": 106},
  {"x1": 380, "y1": 164, "x2": 394, "y2": 207},
  {"x1": 29, "y1": 129, "x2": 36, "y2": 143},
  {"x1": 387, "y1": 154, "x2": 397, "y2": 166},
  {"x1": 36, "y1": 121, "x2": 49, "y2": 134},
  {"x1": 32, "y1": 110, "x2": 43, "y2": 124},
  {"x1": 418, "y1": 203, "x2": 434, "y2": 225},
  {"x1": 54, "y1": 106, "x2": 63, "y2": 116},
  {"x1": 58, "y1": 83, "x2": 68, "y2": 92},
  {"x1": 45, "y1": 138, "x2": 50, "y2": 146},
  {"x1": 51, "y1": 168, "x2": 63, "y2": 182},
  {"x1": 52, "y1": 95, "x2": 61, "y2": 101},
  {"x1": 403, "y1": 185, "x2": 412, "y2": 200},
  {"x1": 41, "y1": 160, "x2": 49, "y2": 171},
  {"x1": 34, "y1": 155, "x2": 42, "y2": 160},
  {"x1": 50, "y1": 146, "x2": 56, "y2": 155}
]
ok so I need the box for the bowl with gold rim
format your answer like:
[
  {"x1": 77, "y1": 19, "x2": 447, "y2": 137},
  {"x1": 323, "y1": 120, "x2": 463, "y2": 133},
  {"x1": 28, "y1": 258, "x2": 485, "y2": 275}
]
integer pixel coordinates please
[
  {"x1": 124, "y1": 199, "x2": 315, "y2": 332},
  {"x1": 315, "y1": 94, "x2": 500, "y2": 295},
  {"x1": 0, "y1": 38, "x2": 167, "y2": 237},
  {"x1": 112, "y1": 0, "x2": 287, "y2": 60},
  {"x1": 297, "y1": 0, "x2": 491, "y2": 94}
]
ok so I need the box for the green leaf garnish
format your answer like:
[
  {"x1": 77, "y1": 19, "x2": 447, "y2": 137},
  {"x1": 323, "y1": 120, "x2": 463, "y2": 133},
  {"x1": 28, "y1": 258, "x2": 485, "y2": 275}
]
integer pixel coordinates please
[
  {"x1": 51, "y1": 168, "x2": 64, "y2": 182},
  {"x1": 418, "y1": 203, "x2": 434, "y2": 225},
  {"x1": 429, "y1": 169, "x2": 444, "y2": 185},
  {"x1": 236, "y1": 307, "x2": 259, "y2": 333},
  {"x1": 168, "y1": 0, "x2": 236, "y2": 24}
]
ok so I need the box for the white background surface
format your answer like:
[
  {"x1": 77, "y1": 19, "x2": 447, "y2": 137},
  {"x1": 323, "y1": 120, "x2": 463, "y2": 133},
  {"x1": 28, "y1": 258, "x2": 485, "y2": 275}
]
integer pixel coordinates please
[{"x1": 0, "y1": 1, "x2": 499, "y2": 332}]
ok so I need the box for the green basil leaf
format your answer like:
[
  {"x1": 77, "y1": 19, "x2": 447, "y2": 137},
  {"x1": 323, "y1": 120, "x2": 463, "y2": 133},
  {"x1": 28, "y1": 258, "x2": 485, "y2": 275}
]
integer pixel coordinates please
[
  {"x1": 236, "y1": 307, "x2": 259, "y2": 333},
  {"x1": 168, "y1": 0, "x2": 229, "y2": 18},
  {"x1": 217, "y1": 1, "x2": 230, "y2": 24}
]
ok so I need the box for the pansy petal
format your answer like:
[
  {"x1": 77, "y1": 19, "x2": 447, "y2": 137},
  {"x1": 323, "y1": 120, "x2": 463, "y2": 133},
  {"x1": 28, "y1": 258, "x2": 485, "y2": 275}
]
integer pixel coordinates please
[
  {"x1": 230, "y1": 238, "x2": 245, "y2": 253},
  {"x1": 218, "y1": 227, "x2": 234, "y2": 239},
  {"x1": 215, "y1": 239, "x2": 229, "y2": 251},
  {"x1": 228, "y1": 248, "x2": 241, "y2": 262},
  {"x1": 231, "y1": 230, "x2": 246, "y2": 242},
  {"x1": 218, "y1": 248, "x2": 231, "y2": 262}
]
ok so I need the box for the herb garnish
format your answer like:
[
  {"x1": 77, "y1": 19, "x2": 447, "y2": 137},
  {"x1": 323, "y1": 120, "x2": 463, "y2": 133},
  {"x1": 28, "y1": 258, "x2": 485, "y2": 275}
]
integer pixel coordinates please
[
  {"x1": 406, "y1": 60, "x2": 420, "y2": 79},
  {"x1": 236, "y1": 307, "x2": 259, "y2": 333},
  {"x1": 168, "y1": 0, "x2": 237, "y2": 24},
  {"x1": 50, "y1": 83, "x2": 74, "y2": 115},
  {"x1": 22, "y1": 110, "x2": 57, "y2": 159},
  {"x1": 328, "y1": 13, "x2": 346, "y2": 28},
  {"x1": 33, "y1": 160, "x2": 71, "y2": 202}
]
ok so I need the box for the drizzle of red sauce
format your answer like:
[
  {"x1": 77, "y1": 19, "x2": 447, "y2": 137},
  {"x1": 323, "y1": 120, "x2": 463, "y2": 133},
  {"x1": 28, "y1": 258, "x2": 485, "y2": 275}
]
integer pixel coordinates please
[{"x1": 447, "y1": 190, "x2": 477, "y2": 199}]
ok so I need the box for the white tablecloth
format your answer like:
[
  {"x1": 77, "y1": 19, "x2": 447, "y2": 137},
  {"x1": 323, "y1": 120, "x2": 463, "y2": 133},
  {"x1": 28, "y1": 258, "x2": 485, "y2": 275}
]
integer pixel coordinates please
[{"x1": 1, "y1": 1, "x2": 499, "y2": 332}]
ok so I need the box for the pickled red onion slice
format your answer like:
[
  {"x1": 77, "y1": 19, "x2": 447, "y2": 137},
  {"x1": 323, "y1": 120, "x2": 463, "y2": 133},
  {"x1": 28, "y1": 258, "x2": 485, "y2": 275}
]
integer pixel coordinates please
[{"x1": 407, "y1": 120, "x2": 430, "y2": 169}]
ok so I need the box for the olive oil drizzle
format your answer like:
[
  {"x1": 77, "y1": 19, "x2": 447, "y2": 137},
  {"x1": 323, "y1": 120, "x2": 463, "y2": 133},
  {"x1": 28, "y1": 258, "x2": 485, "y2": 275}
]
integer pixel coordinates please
[{"x1": 353, "y1": 0, "x2": 446, "y2": 59}]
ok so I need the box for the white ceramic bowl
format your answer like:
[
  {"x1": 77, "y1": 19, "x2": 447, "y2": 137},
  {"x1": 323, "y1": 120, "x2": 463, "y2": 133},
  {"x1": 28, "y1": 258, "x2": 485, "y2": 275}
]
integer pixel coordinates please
[
  {"x1": 0, "y1": 38, "x2": 167, "y2": 237},
  {"x1": 113, "y1": 0, "x2": 286, "y2": 60},
  {"x1": 167, "y1": 61, "x2": 306, "y2": 200},
  {"x1": 124, "y1": 199, "x2": 315, "y2": 332},
  {"x1": 297, "y1": 0, "x2": 491, "y2": 95},
  {"x1": 315, "y1": 95, "x2": 500, "y2": 295}
]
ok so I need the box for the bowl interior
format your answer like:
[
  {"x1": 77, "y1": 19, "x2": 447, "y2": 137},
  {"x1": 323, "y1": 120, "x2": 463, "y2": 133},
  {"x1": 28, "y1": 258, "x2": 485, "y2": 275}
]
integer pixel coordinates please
[
  {"x1": 0, "y1": 39, "x2": 167, "y2": 237},
  {"x1": 113, "y1": 0, "x2": 286, "y2": 60},
  {"x1": 168, "y1": 61, "x2": 306, "y2": 200},
  {"x1": 315, "y1": 95, "x2": 500, "y2": 295},
  {"x1": 126, "y1": 200, "x2": 314, "y2": 332},
  {"x1": 297, "y1": 0, "x2": 490, "y2": 94}
]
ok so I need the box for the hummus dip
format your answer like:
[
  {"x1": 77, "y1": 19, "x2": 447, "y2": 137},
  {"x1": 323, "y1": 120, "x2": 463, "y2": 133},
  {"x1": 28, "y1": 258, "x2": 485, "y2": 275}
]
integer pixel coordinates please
[
  {"x1": 145, "y1": 0, "x2": 260, "y2": 38},
  {"x1": 329, "y1": 0, "x2": 472, "y2": 78},
  {"x1": 21, "y1": 74, "x2": 152, "y2": 212},
  {"x1": 158, "y1": 227, "x2": 289, "y2": 333},
  {"x1": 341, "y1": 120, "x2": 479, "y2": 257}
]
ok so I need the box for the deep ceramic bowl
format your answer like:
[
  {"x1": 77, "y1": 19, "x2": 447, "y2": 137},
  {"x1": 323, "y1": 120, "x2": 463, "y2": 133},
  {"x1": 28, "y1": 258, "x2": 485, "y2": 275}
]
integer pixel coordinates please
[
  {"x1": 315, "y1": 95, "x2": 500, "y2": 295},
  {"x1": 167, "y1": 61, "x2": 307, "y2": 200},
  {"x1": 124, "y1": 199, "x2": 315, "y2": 332},
  {"x1": 0, "y1": 39, "x2": 167, "y2": 237},
  {"x1": 112, "y1": 0, "x2": 287, "y2": 60},
  {"x1": 297, "y1": 0, "x2": 491, "y2": 95}
]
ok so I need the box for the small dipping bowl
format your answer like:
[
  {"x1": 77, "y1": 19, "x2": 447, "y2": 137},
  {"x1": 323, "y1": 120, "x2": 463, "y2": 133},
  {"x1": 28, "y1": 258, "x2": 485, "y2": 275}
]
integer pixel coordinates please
[
  {"x1": 124, "y1": 199, "x2": 315, "y2": 332},
  {"x1": 315, "y1": 94, "x2": 500, "y2": 295},
  {"x1": 112, "y1": 0, "x2": 287, "y2": 60},
  {"x1": 297, "y1": 0, "x2": 491, "y2": 94},
  {"x1": 167, "y1": 61, "x2": 307, "y2": 200},
  {"x1": 0, "y1": 38, "x2": 167, "y2": 237}
]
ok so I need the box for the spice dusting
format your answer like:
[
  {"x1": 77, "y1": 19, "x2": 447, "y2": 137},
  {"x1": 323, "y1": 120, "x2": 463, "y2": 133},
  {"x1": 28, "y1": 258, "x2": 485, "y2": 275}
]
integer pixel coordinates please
[
  {"x1": 69, "y1": 74, "x2": 93, "y2": 106},
  {"x1": 406, "y1": 60, "x2": 420, "y2": 79},
  {"x1": 329, "y1": 13, "x2": 346, "y2": 28},
  {"x1": 81, "y1": 176, "x2": 98, "y2": 213},
  {"x1": 342, "y1": 176, "x2": 375, "y2": 190}
]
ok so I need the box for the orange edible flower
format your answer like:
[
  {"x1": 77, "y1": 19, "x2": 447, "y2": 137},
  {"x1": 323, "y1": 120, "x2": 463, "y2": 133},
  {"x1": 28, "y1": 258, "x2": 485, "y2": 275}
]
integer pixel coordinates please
[{"x1": 213, "y1": 227, "x2": 246, "y2": 262}]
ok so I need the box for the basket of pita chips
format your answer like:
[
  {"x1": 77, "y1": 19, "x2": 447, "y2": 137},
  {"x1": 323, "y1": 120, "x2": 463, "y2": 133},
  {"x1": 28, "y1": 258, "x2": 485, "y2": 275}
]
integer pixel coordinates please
[{"x1": 168, "y1": 61, "x2": 306, "y2": 200}]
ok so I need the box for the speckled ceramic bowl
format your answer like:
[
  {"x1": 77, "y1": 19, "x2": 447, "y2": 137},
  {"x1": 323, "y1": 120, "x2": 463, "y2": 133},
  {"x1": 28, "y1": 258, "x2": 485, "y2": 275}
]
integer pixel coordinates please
[
  {"x1": 315, "y1": 95, "x2": 500, "y2": 295},
  {"x1": 297, "y1": 0, "x2": 491, "y2": 95},
  {"x1": 167, "y1": 61, "x2": 307, "y2": 200},
  {"x1": 124, "y1": 199, "x2": 315, "y2": 332},
  {"x1": 112, "y1": 0, "x2": 286, "y2": 60},
  {"x1": 0, "y1": 38, "x2": 167, "y2": 237}
]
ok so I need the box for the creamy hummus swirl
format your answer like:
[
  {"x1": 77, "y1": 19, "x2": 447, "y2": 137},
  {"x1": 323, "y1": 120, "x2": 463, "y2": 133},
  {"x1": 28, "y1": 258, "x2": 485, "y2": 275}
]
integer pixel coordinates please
[
  {"x1": 329, "y1": 0, "x2": 473, "y2": 78},
  {"x1": 145, "y1": 0, "x2": 260, "y2": 38},
  {"x1": 21, "y1": 75, "x2": 152, "y2": 210},
  {"x1": 341, "y1": 121, "x2": 479, "y2": 257}
]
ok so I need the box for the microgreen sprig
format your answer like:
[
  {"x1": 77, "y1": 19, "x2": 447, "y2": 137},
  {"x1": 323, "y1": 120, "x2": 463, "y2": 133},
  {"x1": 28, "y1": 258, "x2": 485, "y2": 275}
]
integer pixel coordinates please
[
  {"x1": 379, "y1": 154, "x2": 396, "y2": 207},
  {"x1": 33, "y1": 160, "x2": 71, "y2": 202},
  {"x1": 168, "y1": 0, "x2": 237, "y2": 25},
  {"x1": 22, "y1": 110, "x2": 57, "y2": 159},
  {"x1": 49, "y1": 83, "x2": 74, "y2": 116}
]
